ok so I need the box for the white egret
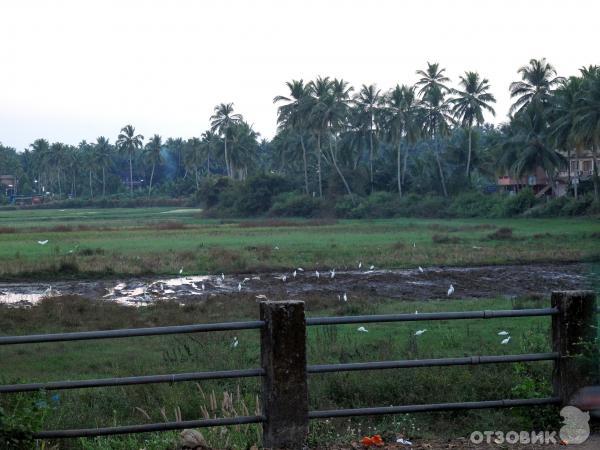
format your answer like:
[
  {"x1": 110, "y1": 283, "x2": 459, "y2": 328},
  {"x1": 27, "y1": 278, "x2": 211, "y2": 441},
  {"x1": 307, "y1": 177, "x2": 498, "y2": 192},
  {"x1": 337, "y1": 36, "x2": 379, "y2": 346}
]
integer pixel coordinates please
[
  {"x1": 498, "y1": 331, "x2": 509, "y2": 336},
  {"x1": 256, "y1": 294, "x2": 267, "y2": 300},
  {"x1": 343, "y1": 292, "x2": 348, "y2": 302},
  {"x1": 357, "y1": 326, "x2": 368, "y2": 333},
  {"x1": 238, "y1": 283, "x2": 242, "y2": 292},
  {"x1": 201, "y1": 283, "x2": 205, "y2": 290},
  {"x1": 418, "y1": 266, "x2": 424, "y2": 273},
  {"x1": 447, "y1": 284, "x2": 454, "y2": 296},
  {"x1": 330, "y1": 269, "x2": 335, "y2": 279},
  {"x1": 37, "y1": 240, "x2": 48, "y2": 245},
  {"x1": 297, "y1": 268, "x2": 304, "y2": 272},
  {"x1": 397, "y1": 438, "x2": 412, "y2": 445},
  {"x1": 369, "y1": 265, "x2": 375, "y2": 270},
  {"x1": 243, "y1": 277, "x2": 250, "y2": 283},
  {"x1": 179, "y1": 267, "x2": 183, "y2": 275},
  {"x1": 358, "y1": 261, "x2": 362, "y2": 269},
  {"x1": 413, "y1": 242, "x2": 416, "y2": 248},
  {"x1": 501, "y1": 336, "x2": 511, "y2": 345},
  {"x1": 414, "y1": 329, "x2": 427, "y2": 336},
  {"x1": 315, "y1": 270, "x2": 320, "y2": 278},
  {"x1": 282, "y1": 275, "x2": 287, "y2": 282},
  {"x1": 293, "y1": 270, "x2": 297, "y2": 278},
  {"x1": 231, "y1": 337, "x2": 239, "y2": 348},
  {"x1": 251, "y1": 276, "x2": 261, "y2": 280},
  {"x1": 221, "y1": 273, "x2": 225, "y2": 281},
  {"x1": 274, "y1": 246, "x2": 279, "y2": 250}
]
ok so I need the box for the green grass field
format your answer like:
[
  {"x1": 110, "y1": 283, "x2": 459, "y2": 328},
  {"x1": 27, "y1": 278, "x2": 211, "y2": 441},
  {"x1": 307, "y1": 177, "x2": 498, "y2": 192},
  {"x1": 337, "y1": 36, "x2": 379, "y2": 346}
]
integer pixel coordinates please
[
  {"x1": 0, "y1": 208, "x2": 599, "y2": 449},
  {"x1": 0, "y1": 207, "x2": 598, "y2": 279}
]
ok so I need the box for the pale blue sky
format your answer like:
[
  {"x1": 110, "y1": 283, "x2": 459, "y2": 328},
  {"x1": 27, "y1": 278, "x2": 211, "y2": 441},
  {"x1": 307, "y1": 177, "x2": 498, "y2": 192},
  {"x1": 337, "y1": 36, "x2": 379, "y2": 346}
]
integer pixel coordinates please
[{"x1": 1, "y1": 0, "x2": 598, "y2": 150}]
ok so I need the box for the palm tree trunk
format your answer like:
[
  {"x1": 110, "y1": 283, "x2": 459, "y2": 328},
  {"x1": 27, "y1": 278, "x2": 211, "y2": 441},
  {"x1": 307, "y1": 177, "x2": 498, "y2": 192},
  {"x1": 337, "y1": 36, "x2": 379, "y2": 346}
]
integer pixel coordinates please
[
  {"x1": 129, "y1": 152, "x2": 133, "y2": 196},
  {"x1": 148, "y1": 163, "x2": 155, "y2": 196},
  {"x1": 207, "y1": 152, "x2": 211, "y2": 175},
  {"x1": 435, "y1": 140, "x2": 448, "y2": 197},
  {"x1": 195, "y1": 168, "x2": 200, "y2": 190},
  {"x1": 316, "y1": 132, "x2": 323, "y2": 198},
  {"x1": 102, "y1": 167, "x2": 106, "y2": 197},
  {"x1": 89, "y1": 170, "x2": 93, "y2": 199},
  {"x1": 224, "y1": 138, "x2": 230, "y2": 177},
  {"x1": 574, "y1": 154, "x2": 579, "y2": 200},
  {"x1": 57, "y1": 168, "x2": 62, "y2": 198},
  {"x1": 466, "y1": 127, "x2": 472, "y2": 179},
  {"x1": 397, "y1": 140, "x2": 402, "y2": 197},
  {"x1": 300, "y1": 134, "x2": 309, "y2": 195},
  {"x1": 369, "y1": 130, "x2": 374, "y2": 193},
  {"x1": 328, "y1": 139, "x2": 354, "y2": 203}
]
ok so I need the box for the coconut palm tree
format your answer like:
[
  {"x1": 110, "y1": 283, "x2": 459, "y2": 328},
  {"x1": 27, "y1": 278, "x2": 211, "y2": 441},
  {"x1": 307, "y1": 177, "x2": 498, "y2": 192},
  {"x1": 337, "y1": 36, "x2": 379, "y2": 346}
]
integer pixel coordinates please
[
  {"x1": 450, "y1": 71, "x2": 496, "y2": 178},
  {"x1": 94, "y1": 136, "x2": 112, "y2": 197},
  {"x1": 274, "y1": 79, "x2": 312, "y2": 194},
  {"x1": 421, "y1": 86, "x2": 454, "y2": 197},
  {"x1": 116, "y1": 125, "x2": 144, "y2": 195},
  {"x1": 573, "y1": 68, "x2": 600, "y2": 200},
  {"x1": 79, "y1": 140, "x2": 96, "y2": 198},
  {"x1": 383, "y1": 85, "x2": 422, "y2": 196},
  {"x1": 144, "y1": 134, "x2": 163, "y2": 195},
  {"x1": 509, "y1": 58, "x2": 562, "y2": 115},
  {"x1": 307, "y1": 76, "x2": 331, "y2": 197},
  {"x1": 353, "y1": 84, "x2": 381, "y2": 192},
  {"x1": 210, "y1": 103, "x2": 242, "y2": 177},
  {"x1": 416, "y1": 62, "x2": 451, "y2": 96}
]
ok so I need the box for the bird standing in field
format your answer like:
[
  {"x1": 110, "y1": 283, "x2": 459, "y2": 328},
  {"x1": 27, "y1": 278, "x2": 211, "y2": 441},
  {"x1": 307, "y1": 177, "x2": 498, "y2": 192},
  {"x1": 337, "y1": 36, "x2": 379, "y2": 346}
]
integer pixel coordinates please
[
  {"x1": 231, "y1": 337, "x2": 239, "y2": 348},
  {"x1": 358, "y1": 261, "x2": 362, "y2": 269},
  {"x1": 330, "y1": 269, "x2": 335, "y2": 279},
  {"x1": 297, "y1": 267, "x2": 304, "y2": 272},
  {"x1": 498, "y1": 331, "x2": 509, "y2": 336},
  {"x1": 237, "y1": 283, "x2": 242, "y2": 292},
  {"x1": 418, "y1": 266, "x2": 424, "y2": 273},
  {"x1": 343, "y1": 292, "x2": 348, "y2": 302},
  {"x1": 179, "y1": 267, "x2": 183, "y2": 275},
  {"x1": 315, "y1": 270, "x2": 320, "y2": 279},
  {"x1": 369, "y1": 265, "x2": 375, "y2": 270},
  {"x1": 357, "y1": 326, "x2": 368, "y2": 333},
  {"x1": 447, "y1": 284, "x2": 454, "y2": 296},
  {"x1": 415, "y1": 329, "x2": 427, "y2": 336},
  {"x1": 37, "y1": 240, "x2": 48, "y2": 245},
  {"x1": 293, "y1": 270, "x2": 297, "y2": 278},
  {"x1": 501, "y1": 336, "x2": 511, "y2": 345}
]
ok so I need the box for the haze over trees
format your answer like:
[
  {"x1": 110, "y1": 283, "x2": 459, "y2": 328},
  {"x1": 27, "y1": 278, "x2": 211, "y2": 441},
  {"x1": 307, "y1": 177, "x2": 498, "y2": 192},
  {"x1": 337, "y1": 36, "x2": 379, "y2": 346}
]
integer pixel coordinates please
[{"x1": 1, "y1": 58, "x2": 599, "y2": 206}]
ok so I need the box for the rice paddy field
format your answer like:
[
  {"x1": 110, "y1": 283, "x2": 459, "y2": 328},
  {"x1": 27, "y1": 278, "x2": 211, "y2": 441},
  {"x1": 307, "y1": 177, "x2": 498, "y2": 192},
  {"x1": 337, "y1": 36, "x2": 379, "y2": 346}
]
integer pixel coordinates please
[{"x1": 0, "y1": 207, "x2": 599, "y2": 449}]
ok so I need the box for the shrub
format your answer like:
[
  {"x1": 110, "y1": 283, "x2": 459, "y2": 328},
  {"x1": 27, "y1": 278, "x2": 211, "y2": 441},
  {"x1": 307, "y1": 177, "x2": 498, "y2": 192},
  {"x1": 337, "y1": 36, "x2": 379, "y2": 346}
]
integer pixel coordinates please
[
  {"x1": 449, "y1": 192, "x2": 497, "y2": 217},
  {"x1": 268, "y1": 193, "x2": 323, "y2": 217},
  {"x1": 346, "y1": 192, "x2": 399, "y2": 219},
  {"x1": 234, "y1": 174, "x2": 292, "y2": 216},
  {"x1": 432, "y1": 234, "x2": 461, "y2": 244},
  {"x1": 493, "y1": 189, "x2": 537, "y2": 217}
]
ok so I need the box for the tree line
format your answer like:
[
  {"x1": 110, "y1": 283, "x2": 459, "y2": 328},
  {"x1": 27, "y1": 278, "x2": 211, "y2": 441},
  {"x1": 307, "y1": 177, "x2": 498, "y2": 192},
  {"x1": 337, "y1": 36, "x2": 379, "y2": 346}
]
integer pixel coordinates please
[{"x1": 1, "y1": 58, "x2": 599, "y2": 203}]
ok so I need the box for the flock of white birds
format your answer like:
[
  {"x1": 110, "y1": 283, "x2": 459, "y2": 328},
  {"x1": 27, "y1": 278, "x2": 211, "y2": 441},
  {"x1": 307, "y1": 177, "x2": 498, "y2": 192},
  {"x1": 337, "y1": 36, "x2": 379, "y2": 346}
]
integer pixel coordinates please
[{"x1": 36, "y1": 239, "x2": 512, "y2": 346}]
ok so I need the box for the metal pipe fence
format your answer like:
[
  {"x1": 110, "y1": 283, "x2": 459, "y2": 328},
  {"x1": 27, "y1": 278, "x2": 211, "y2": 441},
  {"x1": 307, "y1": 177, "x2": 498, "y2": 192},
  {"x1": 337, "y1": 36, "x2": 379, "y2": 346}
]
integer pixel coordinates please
[{"x1": 0, "y1": 290, "x2": 596, "y2": 448}]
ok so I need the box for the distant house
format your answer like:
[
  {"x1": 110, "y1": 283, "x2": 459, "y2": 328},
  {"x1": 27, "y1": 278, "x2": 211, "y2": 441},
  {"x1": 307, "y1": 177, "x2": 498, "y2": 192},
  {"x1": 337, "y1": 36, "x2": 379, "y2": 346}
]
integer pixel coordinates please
[
  {"x1": 497, "y1": 150, "x2": 597, "y2": 197},
  {"x1": 0, "y1": 174, "x2": 16, "y2": 197}
]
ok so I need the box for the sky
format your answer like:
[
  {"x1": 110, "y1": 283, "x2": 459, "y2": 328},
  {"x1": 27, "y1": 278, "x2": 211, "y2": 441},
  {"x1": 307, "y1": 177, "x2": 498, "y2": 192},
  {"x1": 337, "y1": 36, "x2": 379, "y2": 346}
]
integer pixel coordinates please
[{"x1": 1, "y1": 0, "x2": 598, "y2": 151}]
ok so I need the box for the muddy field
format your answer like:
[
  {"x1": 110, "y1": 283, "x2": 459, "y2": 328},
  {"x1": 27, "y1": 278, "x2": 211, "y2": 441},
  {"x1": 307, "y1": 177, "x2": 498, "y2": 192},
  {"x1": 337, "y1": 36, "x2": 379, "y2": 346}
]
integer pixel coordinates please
[{"x1": 0, "y1": 263, "x2": 592, "y2": 307}]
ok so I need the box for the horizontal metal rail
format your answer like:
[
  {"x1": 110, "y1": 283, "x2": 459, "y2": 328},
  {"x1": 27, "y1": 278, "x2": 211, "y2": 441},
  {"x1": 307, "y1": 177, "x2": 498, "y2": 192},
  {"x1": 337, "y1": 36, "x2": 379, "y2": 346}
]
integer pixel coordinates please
[
  {"x1": 306, "y1": 308, "x2": 557, "y2": 326},
  {"x1": 1, "y1": 353, "x2": 555, "y2": 393},
  {"x1": 0, "y1": 320, "x2": 264, "y2": 345},
  {"x1": 307, "y1": 352, "x2": 558, "y2": 374},
  {"x1": 309, "y1": 397, "x2": 561, "y2": 419},
  {"x1": 33, "y1": 415, "x2": 265, "y2": 439},
  {"x1": 0, "y1": 368, "x2": 264, "y2": 393}
]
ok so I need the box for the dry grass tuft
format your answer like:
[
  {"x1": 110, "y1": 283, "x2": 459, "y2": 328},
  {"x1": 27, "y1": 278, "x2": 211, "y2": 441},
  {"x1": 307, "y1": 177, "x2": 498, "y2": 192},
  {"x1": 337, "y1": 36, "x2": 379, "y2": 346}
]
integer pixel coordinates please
[
  {"x1": 432, "y1": 234, "x2": 461, "y2": 244},
  {"x1": 487, "y1": 227, "x2": 514, "y2": 240}
]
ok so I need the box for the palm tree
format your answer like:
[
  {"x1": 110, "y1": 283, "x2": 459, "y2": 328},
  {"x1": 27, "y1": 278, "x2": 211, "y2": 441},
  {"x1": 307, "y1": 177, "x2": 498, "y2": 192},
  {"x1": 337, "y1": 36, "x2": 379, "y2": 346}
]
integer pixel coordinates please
[
  {"x1": 49, "y1": 142, "x2": 67, "y2": 197},
  {"x1": 573, "y1": 68, "x2": 600, "y2": 200},
  {"x1": 354, "y1": 84, "x2": 381, "y2": 193},
  {"x1": 416, "y1": 62, "x2": 451, "y2": 96},
  {"x1": 308, "y1": 76, "x2": 331, "y2": 197},
  {"x1": 116, "y1": 125, "x2": 144, "y2": 195},
  {"x1": 421, "y1": 86, "x2": 454, "y2": 197},
  {"x1": 274, "y1": 80, "x2": 312, "y2": 194},
  {"x1": 503, "y1": 104, "x2": 563, "y2": 183},
  {"x1": 145, "y1": 134, "x2": 163, "y2": 195},
  {"x1": 450, "y1": 71, "x2": 496, "y2": 178},
  {"x1": 383, "y1": 85, "x2": 421, "y2": 196},
  {"x1": 79, "y1": 140, "x2": 96, "y2": 198},
  {"x1": 95, "y1": 137, "x2": 112, "y2": 197},
  {"x1": 509, "y1": 58, "x2": 562, "y2": 115},
  {"x1": 210, "y1": 103, "x2": 242, "y2": 177},
  {"x1": 201, "y1": 131, "x2": 218, "y2": 176}
]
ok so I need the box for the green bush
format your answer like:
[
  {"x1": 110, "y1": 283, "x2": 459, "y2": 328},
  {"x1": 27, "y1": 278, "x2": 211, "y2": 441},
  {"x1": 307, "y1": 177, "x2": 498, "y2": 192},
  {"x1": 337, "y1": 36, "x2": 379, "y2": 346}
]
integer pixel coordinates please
[
  {"x1": 269, "y1": 193, "x2": 323, "y2": 217},
  {"x1": 347, "y1": 192, "x2": 400, "y2": 219},
  {"x1": 493, "y1": 189, "x2": 537, "y2": 217},
  {"x1": 234, "y1": 174, "x2": 291, "y2": 215},
  {"x1": 448, "y1": 192, "x2": 497, "y2": 217}
]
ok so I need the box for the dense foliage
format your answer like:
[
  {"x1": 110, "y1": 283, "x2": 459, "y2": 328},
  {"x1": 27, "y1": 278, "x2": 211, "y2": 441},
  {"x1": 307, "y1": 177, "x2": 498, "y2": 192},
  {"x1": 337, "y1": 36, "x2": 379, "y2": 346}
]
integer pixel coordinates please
[{"x1": 1, "y1": 59, "x2": 599, "y2": 215}]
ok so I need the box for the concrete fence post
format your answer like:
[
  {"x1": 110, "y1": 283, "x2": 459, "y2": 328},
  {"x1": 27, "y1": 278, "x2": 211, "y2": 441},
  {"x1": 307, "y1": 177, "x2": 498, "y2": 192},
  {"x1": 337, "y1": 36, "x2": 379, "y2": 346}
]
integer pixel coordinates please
[
  {"x1": 551, "y1": 290, "x2": 598, "y2": 405},
  {"x1": 260, "y1": 300, "x2": 309, "y2": 449}
]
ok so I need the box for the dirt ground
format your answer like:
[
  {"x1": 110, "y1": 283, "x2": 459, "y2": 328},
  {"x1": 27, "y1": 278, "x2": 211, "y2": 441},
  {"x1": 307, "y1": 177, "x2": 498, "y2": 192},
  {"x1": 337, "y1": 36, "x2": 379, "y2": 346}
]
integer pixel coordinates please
[{"x1": 0, "y1": 263, "x2": 591, "y2": 307}]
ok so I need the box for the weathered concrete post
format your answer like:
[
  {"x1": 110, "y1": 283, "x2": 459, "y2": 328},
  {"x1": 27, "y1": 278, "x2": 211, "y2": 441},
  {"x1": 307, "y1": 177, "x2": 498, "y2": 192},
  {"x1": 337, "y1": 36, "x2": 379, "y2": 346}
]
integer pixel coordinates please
[
  {"x1": 260, "y1": 300, "x2": 308, "y2": 449},
  {"x1": 552, "y1": 290, "x2": 598, "y2": 405}
]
